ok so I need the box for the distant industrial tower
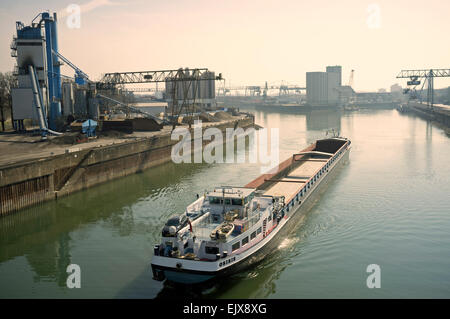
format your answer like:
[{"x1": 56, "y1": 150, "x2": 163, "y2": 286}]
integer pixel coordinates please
[
  {"x1": 306, "y1": 65, "x2": 342, "y2": 107},
  {"x1": 306, "y1": 72, "x2": 328, "y2": 106},
  {"x1": 326, "y1": 66, "x2": 342, "y2": 86}
]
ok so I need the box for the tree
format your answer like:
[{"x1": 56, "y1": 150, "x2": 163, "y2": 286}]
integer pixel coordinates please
[{"x1": 0, "y1": 72, "x2": 17, "y2": 131}]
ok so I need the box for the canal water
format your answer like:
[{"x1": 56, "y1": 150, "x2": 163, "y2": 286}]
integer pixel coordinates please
[{"x1": 1, "y1": 107, "x2": 449, "y2": 298}]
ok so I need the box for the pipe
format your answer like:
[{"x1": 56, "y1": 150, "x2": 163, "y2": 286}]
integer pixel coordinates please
[
  {"x1": 46, "y1": 128, "x2": 63, "y2": 136},
  {"x1": 42, "y1": 13, "x2": 54, "y2": 123},
  {"x1": 35, "y1": 67, "x2": 49, "y2": 128},
  {"x1": 28, "y1": 65, "x2": 48, "y2": 137},
  {"x1": 51, "y1": 13, "x2": 62, "y2": 110},
  {"x1": 29, "y1": 65, "x2": 63, "y2": 136}
]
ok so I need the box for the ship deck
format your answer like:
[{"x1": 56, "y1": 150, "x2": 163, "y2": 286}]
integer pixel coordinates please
[
  {"x1": 263, "y1": 158, "x2": 327, "y2": 203},
  {"x1": 194, "y1": 221, "x2": 239, "y2": 242},
  {"x1": 192, "y1": 138, "x2": 348, "y2": 242}
]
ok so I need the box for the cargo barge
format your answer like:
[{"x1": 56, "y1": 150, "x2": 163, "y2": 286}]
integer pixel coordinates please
[{"x1": 151, "y1": 136, "x2": 351, "y2": 284}]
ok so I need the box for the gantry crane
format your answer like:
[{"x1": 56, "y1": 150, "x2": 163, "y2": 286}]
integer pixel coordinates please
[
  {"x1": 221, "y1": 84, "x2": 305, "y2": 96},
  {"x1": 278, "y1": 85, "x2": 306, "y2": 96},
  {"x1": 99, "y1": 68, "x2": 223, "y2": 128},
  {"x1": 396, "y1": 69, "x2": 450, "y2": 108},
  {"x1": 348, "y1": 69, "x2": 354, "y2": 87}
]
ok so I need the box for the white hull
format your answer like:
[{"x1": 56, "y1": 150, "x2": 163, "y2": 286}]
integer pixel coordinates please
[{"x1": 151, "y1": 138, "x2": 351, "y2": 284}]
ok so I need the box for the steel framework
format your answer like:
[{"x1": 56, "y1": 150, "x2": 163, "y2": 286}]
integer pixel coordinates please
[
  {"x1": 396, "y1": 69, "x2": 450, "y2": 79},
  {"x1": 123, "y1": 87, "x2": 160, "y2": 93},
  {"x1": 98, "y1": 68, "x2": 223, "y2": 127},
  {"x1": 217, "y1": 84, "x2": 306, "y2": 96},
  {"x1": 396, "y1": 68, "x2": 450, "y2": 108},
  {"x1": 278, "y1": 85, "x2": 306, "y2": 96},
  {"x1": 99, "y1": 68, "x2": 221, "y2": 86}
]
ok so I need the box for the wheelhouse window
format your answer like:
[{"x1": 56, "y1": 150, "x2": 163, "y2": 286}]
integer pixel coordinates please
[
  {"x1": 166, "y1": 218, "x2": 180, "y2": 227},
  {"x1": 231, "y1": 198, "x2": 243, "y2": 206},
  {"x1": 251, "y1": 231, "x2": 256, "y2": 240},
  {"x1": 232, "y1": 242, "x2": 240, "y2": 252},
  {"x1": 242, "y1": 237, "x2": 249, "y2": 246},
  {"x1": 244, "y1": 193, "x2": 255, "y2": 204},
  {"x1": 208, "y1": 197, "x2": 221, "y2": 204},
  {"x1": 257, "y1": 227, "x2": 262, "y2": 234}
]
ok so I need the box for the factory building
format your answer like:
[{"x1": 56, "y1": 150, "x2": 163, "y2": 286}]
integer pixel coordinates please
[
  {"x1": 306, "y1": 65, "x2": 342, "y2": 107},
  {"x1": 11, "y1": 20, "x2": 49, "y2": 129},
  {"x1": 10, "y1": 12, "x2": 94, "y2": 133}
]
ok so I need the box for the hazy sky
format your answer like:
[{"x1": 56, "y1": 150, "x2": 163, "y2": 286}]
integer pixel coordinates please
[{"x1": 0, "y1": 0, "x2": 449, "y2": 91}]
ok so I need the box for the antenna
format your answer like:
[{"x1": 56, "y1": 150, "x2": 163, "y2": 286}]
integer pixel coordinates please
[{"x1": 219, "y1": 186, "x2": 233, "y2": 213}]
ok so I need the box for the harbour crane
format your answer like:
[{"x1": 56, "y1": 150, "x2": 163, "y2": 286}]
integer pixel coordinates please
[
  {"x1": 217, "y1": 79, "x2": 230, "y2": 96},
  {"x1": 396, "y1": 69, "x2": 450, "y2": 108},
  {"x1": 245, "y1": 86, "x2": 261, "y2": 97},
  {"x1": 348, "y1": 69, "x2": 355, "y2": 87},
  {"x1": 220, "y1": 84, "x2": 305, "y2": 96},
  {"x1": 99, "y1": 68, "x2": 223, "y2": 128},
  {"x1": 278, "y1": 85, "x2": 306, "y2": 96},
  {"x1": 99, "y1": 69, "x2": 221, "y2": 86}
]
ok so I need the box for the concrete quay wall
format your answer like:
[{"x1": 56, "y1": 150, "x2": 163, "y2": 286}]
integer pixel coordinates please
[{"x1": 0, "y1": 117, "x2": 254, "y2": 216}]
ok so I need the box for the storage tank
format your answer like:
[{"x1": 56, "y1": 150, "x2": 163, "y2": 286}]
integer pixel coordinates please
[
  {"x1": 208, "y1": 72, "x2": 215, "y2": 100},
  {"x1": 199, "y1": 71, "x2": 215, "y2": 100},
  {"x1": 74, "y1": 88, "x2": 87, "y2": 117},
  {"x1": 88, "y1": 98, "x2": 100, "y2": 119},
  {"x1": 62, "y1": 82, "x2": 74, "y2": 116},
  {"x1": 306, "y1": 72, "x2": 328, "y2": 106},
  {"x1": 165, "y1": 69, "x2": 198, "y2": 102}
]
